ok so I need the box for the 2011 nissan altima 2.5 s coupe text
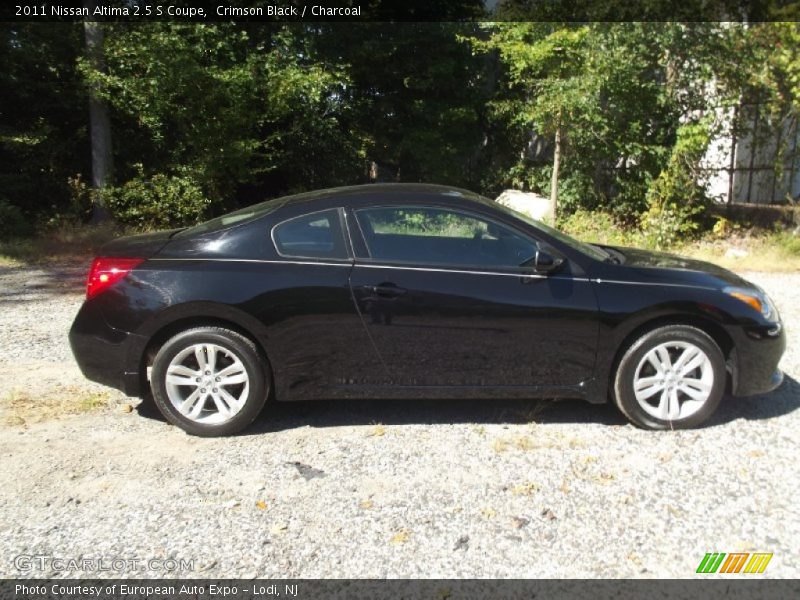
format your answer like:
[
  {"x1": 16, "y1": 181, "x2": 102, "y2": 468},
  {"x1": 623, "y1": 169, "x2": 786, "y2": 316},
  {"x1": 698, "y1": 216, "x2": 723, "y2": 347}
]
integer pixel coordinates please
[{"x1": 69, "y1": 184, "x2": 786, "y2": 436}]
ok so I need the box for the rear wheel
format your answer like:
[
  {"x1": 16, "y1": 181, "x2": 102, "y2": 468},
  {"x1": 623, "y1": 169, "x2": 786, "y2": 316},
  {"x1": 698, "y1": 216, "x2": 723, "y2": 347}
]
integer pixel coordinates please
[
  {"x1": 613, "y1": 325, "x2": 726, "y2": 429},
  {"x1": 151, "y1": 327, "x2": 268, "y2": 436}
]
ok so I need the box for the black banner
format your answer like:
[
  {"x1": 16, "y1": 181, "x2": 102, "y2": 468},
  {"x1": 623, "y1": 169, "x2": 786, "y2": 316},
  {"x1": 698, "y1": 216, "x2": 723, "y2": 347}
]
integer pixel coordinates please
[
  {"x1": 3, "y1": 579, "x2": 800, "y2": 600},
  {"x1": 2, "y1": 0, "x2": 800, "y2": 23}
]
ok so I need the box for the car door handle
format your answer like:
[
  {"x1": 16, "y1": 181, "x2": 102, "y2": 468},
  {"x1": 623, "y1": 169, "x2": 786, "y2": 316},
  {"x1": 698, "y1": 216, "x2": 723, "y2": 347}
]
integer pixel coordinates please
[{"x1": 363, "y1": 283, "x2": 407, "y2": 297}]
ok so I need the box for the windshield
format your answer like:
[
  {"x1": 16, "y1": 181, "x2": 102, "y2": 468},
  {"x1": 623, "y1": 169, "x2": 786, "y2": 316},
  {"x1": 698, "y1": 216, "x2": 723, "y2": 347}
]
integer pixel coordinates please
[{"x1": 489, "y1": 201, "x2": 610, "y2": 262}]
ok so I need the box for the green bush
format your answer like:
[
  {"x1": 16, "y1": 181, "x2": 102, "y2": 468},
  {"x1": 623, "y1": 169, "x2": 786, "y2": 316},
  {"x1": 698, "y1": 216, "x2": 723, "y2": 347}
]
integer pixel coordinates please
[
  {"x1": 641, "y1": 120, "x2": 713, "y2": 249},
  {"x1": 558, "y1": 208, "x2": 640, "y2": 247},
  {"x1": 771, "y1": 229, "x2": 800, "y2": 256},
  {"x1": 0, "y1": 199, "x2": 33, "y2": 239},
  {"x1": 103, "y1": 167, "x2": 212, "y2": 229}
]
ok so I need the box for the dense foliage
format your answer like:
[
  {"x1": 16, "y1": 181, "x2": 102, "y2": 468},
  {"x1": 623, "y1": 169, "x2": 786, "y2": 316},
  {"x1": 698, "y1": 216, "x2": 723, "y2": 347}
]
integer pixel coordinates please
[{"x1": 1, "y1": 20, "x2": 798, "y2": 238}]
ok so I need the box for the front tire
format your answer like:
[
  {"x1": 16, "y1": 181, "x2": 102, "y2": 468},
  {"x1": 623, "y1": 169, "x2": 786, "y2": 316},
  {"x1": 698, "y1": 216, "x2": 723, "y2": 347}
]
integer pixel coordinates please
[
  {"x1": 150, "y1": 327, "x2": 268, "y2": 436},
  {"x1": 613, "y1": 325, "x2": 726, "y2": 430}
]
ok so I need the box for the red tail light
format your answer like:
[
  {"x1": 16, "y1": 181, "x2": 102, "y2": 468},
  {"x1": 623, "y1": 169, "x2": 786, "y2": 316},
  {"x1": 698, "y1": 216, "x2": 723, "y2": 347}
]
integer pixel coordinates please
[{"x1": 86, "y1": 257, "x2": 145, "y2": 299}]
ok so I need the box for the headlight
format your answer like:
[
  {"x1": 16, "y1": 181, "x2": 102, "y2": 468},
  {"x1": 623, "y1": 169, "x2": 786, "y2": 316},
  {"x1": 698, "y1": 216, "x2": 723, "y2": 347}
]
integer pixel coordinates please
[{"x1": 724, "y1": 286, "x2": 778, "y2": 321}]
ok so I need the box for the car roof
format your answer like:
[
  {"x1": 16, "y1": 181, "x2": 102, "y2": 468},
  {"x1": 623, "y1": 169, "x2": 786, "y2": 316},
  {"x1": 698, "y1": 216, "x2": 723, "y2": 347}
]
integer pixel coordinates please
[{"x1": 276, "y1": 182, "x2": 487, "y2": 206}]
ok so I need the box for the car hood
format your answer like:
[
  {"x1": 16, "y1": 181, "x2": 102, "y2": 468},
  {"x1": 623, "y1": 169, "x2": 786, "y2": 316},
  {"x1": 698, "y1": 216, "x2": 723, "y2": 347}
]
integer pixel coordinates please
[{"x1": 606, "y1": 246, "x2": 750, "y2": 288}]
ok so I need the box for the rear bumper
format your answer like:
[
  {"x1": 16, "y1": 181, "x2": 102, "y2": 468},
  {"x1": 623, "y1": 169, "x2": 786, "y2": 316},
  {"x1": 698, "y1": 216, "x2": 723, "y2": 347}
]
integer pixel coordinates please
[
  {"x1": 69, "y1": 300, "x2": 145, "y2": 397},
  {"x1": 730, "y1": 322, "x2": 786, "y2": 397}
]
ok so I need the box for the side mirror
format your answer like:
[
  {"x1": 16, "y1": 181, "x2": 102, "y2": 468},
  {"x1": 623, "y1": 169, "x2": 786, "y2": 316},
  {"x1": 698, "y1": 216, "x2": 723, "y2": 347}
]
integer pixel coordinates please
[{"x1": 521, "y1": 247, "x2": 564, "y2": 274}]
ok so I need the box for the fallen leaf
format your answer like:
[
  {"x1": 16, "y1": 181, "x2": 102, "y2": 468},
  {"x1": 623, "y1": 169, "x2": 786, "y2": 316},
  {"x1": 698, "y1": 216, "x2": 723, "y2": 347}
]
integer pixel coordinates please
[
  {"x1": 453, "y1": 535, "x2": 469, "y2": 551},
  {"x1": 481, "y1": 508, "x2": 497, "y2": 519},
  {"x1": 514, "y1": 436, "x2": 534, "y2": 451},
  {"x1": 286, "y1": 461, "x2": 326, "y2": 480},
  {"x1": 368, "y1": 424, "x2": 386, "y2": 437},
  {"x1": 121, "y1": 404, "x2": 133, "y2": 413},
  {"x1": 510, "y1": 482, "x2": 537, "y2": 496},
  {"x1": 359, "y1": 499, "x2": 374, "y2": 509},
  {"x1": 511, "y1": 516, "x2": 529, "y2": 529},
  {"x1": 198, "y1": 559, "x2": 217, "y2": 572},
  {"x1": 492, "y1": 438, "x2": 509, "y2": 453},
  {"x1": 255, "y1": 500, "x2": 267, "y2": 510},
  {"x1": 390, "y1": 529, "x2": 410, "y2": 544},
  {"x1": 270, "y1": 523, "x2": 288, "y2": 535}
]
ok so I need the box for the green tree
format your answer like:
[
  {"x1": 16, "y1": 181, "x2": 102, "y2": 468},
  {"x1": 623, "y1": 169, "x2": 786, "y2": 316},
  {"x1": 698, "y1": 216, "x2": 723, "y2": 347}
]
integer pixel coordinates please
[
  {"x1": 314, "y1": 22, "x2": 489, "y2": 188},
  {"x1": 83, "y1": 5, "x2": 113, "y2": 223},
  {"x1": 0, "y1": 23, "x2": 88, "y2": 230},
  {"x1": 471, "y1": 23, "x2": 595, "y2": 222},
  {"x1": 83, "y1": 23, "x2": 364, "y2": 216},
  {"x1": 469, "y1": 22, "x2": 744, "y2": 223}
]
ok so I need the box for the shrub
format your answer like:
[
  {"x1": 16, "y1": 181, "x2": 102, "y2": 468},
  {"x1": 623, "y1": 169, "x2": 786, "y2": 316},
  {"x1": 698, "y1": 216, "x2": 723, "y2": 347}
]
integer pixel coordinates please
[
  {"x1": 102, "y1": 166, "x2": 212, "y2": 229},
  {"x1": 0, "y1": 199, "x2": 33, "y2": 239},
  {"x1": 771, "y1": 229, "x2": 800, "y2": 256},
  {"x1": 558, "y1": 208, "x2": 640, "y2": 247},
  {"x1": 641, "y1": 120, "x2": 713, "y2": 249}
]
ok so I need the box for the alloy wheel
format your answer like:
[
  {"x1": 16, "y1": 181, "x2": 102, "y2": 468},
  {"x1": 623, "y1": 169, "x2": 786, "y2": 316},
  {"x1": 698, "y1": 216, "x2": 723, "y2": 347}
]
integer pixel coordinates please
[
  {"x1": 164, "y1": 343, "x2": 250, "y2": 425},
  {"x1": 632, "y1": 341, "x2": 714, "y2": 421}
]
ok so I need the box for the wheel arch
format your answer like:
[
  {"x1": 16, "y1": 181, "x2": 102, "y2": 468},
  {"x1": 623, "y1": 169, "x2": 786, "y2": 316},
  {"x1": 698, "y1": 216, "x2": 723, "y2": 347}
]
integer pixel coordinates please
[
  {"x1": 607, "y1": 313, "x2": 736, "y2": 398},
  {"x1": 132, "y1": 303, "x2": 273, "y2": 395}
]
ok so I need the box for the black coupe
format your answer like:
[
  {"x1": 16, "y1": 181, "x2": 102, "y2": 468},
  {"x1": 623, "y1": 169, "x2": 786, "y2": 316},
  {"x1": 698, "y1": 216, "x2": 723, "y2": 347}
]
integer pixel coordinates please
[{"x1": 69, "y1": 184, "x2": 785, "y2": 435}]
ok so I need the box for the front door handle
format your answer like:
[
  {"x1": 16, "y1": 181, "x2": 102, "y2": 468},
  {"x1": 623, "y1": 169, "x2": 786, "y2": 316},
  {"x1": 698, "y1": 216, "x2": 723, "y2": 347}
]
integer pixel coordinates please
[{"x1": 363, "y1": 283, "x2": 407, "y2": 298}]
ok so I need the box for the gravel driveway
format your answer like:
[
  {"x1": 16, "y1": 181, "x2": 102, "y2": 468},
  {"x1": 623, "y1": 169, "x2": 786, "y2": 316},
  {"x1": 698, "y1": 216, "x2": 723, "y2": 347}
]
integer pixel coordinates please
[{"x1": 0, "y1": 261, "x2": 798, "y2": 578}]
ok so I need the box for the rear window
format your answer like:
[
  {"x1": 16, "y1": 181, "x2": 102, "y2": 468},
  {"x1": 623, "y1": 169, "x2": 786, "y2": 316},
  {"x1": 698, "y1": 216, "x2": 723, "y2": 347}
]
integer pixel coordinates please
[
  {"x1": 271, "y1": 209, "x2": 349, "y2": 260},
  {"x1": 173, "y1": 198, "x2": 288, "y2": 239}
]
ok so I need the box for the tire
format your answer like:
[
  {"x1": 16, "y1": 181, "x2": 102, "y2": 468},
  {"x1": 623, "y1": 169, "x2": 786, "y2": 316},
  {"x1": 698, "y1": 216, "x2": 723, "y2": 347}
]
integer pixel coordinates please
[
  {"x1": 150, "y1": 327, "x2": 268, "y2": 436},
  {"x1": 613, "y1": 325, "x2": 726, "y2": 430}
]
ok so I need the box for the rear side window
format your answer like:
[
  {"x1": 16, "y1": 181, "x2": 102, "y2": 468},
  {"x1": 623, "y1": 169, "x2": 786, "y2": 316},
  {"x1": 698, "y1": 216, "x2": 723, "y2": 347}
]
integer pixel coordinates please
[{"x1": 272, "y1": 209, "x2": 349, "y2": 260}]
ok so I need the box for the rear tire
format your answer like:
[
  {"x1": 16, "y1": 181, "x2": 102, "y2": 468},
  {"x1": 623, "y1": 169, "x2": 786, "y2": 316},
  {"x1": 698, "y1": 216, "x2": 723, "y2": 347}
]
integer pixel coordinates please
[
  {"x1": 150, "y1": 327, "x2": 268, "y2": 436},
  {"x1": 613, "y1": 325, "x2": 725, "y2": 430}
]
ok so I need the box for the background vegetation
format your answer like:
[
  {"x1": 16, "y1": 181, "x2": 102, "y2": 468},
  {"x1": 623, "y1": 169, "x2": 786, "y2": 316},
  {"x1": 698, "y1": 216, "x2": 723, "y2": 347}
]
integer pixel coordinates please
[{"x1": 2, "y1": 17, "x2": 799, "y2": 262}]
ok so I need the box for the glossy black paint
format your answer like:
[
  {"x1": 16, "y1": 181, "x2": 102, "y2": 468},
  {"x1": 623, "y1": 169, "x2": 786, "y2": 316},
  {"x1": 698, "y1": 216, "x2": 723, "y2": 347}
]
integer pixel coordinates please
[{"x1": 69, "y1": 183, "x2": 786, "y2": 405}]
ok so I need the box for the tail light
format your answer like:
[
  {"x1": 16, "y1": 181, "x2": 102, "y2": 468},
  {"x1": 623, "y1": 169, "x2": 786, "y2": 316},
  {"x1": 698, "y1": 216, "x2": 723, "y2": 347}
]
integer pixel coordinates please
[{"x1": 86, "y1": 257, "x2": 144, "y2": 299}]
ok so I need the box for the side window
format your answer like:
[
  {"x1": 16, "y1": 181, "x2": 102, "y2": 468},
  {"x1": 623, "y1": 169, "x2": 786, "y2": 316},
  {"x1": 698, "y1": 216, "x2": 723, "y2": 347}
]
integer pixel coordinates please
[
  {"x1": 272, "y1": 209, "x2": 348, "y2": 260},
  {"x1": 355, "y1": 206, "x2": 537, "y2": 268}
]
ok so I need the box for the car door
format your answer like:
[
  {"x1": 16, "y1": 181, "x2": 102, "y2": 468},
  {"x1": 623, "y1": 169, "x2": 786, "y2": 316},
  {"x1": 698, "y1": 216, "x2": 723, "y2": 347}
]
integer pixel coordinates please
[
  {"x1": 258, "y1": 207, "x2": 386, "y2": 399},
  {"x1": 346, "y1": 205, "x2": 599, "y2": 390}
]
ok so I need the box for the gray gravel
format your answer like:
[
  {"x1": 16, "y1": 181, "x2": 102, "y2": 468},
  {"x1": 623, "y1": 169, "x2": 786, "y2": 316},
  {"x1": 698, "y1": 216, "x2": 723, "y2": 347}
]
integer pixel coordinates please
[{"x1": 0, "y1": 262, "x2": 798, "y2": 578}]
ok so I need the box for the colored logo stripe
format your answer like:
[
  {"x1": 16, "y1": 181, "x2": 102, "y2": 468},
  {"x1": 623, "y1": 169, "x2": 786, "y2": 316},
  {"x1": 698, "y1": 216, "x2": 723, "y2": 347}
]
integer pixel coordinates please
[
  {"x1": 697, "y1": 553, "x2": 726, "y2": 573},
  {"x1": 720, "y1": 553, "x2": 749, "y2": 573},
  {"x1": 697, "y1": 552, "x2": 773, "y2": 574},
  {"x1": 744, "y1": 553, "x2": 773, "y2": 574}
]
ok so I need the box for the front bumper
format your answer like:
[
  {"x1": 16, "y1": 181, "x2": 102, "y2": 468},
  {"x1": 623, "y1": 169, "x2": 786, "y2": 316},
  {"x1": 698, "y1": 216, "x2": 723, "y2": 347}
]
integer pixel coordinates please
[
  {"x1": 730, "y1": 321, "x2": 786, "y2": 396},
  {"x1": 69, "y1": 300, "x2": 146, "y2": 397}
]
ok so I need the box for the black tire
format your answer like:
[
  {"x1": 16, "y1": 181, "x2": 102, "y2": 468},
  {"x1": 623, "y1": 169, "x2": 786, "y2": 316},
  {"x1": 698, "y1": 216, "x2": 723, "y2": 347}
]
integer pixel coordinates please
[
  {"x1": 150, "y1": 327, "x2": 268, "y2": 436},
  {"x1": 613, "y1": 325, "x2": 726, "y2": 430}
]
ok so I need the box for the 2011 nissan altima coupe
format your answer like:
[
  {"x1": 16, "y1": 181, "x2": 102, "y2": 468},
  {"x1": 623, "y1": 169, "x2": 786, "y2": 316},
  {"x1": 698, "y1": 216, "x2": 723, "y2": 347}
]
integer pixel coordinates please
[{"x1": 69, "y1": 184, "x2": 785, "y2": 436}]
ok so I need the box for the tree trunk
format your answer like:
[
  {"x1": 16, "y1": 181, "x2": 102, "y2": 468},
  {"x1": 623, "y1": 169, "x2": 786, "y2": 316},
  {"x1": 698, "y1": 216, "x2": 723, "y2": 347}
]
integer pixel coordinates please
[
  {"x1": 549, "y1": 117, "x2": 562, "y2": 225},
  {"x1": 84, "y1": 3, "x2": 113, "y2": 223}
]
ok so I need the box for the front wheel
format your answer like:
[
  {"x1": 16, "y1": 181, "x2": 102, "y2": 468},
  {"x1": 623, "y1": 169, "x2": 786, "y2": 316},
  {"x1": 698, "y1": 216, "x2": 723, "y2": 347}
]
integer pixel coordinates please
[
  {"x1": 150, "y1": 327, "x2": 268, "y2": 436},
  {"x1": 613, "y1": 325, "x2": 726, "y2": 430}
]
